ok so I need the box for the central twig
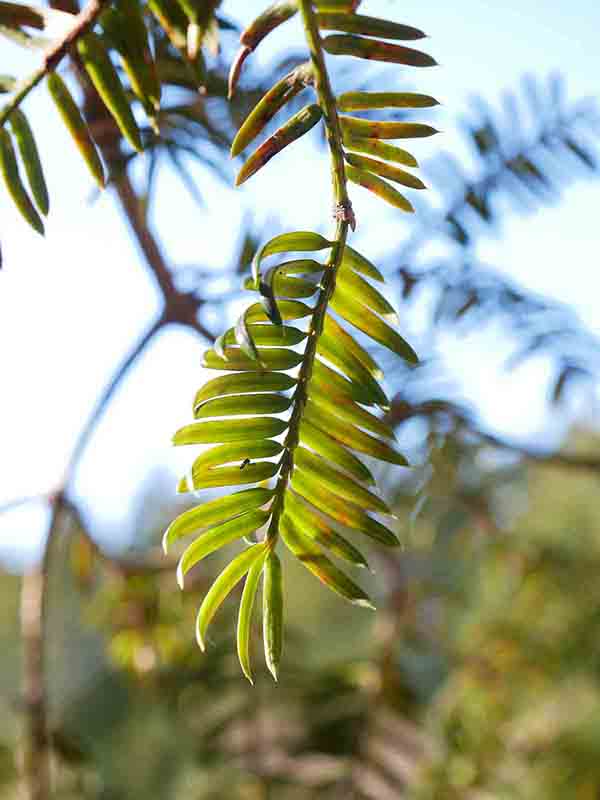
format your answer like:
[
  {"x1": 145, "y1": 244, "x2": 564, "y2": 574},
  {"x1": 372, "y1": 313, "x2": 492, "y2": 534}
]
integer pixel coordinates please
[{"x1": 266, "y1": 0, "x2": 353, "y2": 543}]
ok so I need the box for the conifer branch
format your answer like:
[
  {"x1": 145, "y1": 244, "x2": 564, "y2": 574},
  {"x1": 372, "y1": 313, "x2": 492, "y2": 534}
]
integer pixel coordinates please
[{"x1": 266, "y1": 0, "x2": 353, "y2": 544}]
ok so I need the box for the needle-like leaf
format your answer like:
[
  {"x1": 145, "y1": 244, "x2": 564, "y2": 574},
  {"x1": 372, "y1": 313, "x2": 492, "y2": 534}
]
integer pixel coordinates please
[
  {"x1": 178, "y1": 512, "x2": 271, "y2": 589},
  {"x1": 196, "y1": 543, "x2": 267, "y2": 650}
]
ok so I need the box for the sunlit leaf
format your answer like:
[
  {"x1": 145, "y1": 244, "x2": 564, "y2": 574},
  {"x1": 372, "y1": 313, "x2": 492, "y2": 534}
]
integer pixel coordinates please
[
  {"x1": 305, "y1": 398, "x2": 409, "y2": 466},
  {"x1": 236, "y1": 104, "x2": 323, "y2": 186},
  {"x1": 173, "y1": 417, "x2": 288, "y2": 445},
  {"x1": 336, "y1": 265, "x2": 400, "y2": 319},
  {"x1": 262, "y1": 550, "x2": 283, "y2": 680},
  {"x1": 163, "y1": 488, "x2": 274, "y2": 552},
  {"x1": 0, "y1": 129, "x2": 43, "y2": 235},
  {"x1": 299, "y1": 418, "x2": 375, "y2": 485},
  {"x1": 323, "y1": 313, "x2": 383, "y2": 379},
  {"x1": 280, "y1": 515, "x2": 375, "y2": 608},
  {"x1": 221, "y1": 324, "x2": 307, "y2": 349},
  {"x1": 275, "y1": 259, "x2": 324, "y2": 276},
  {"x1": 202, "y1": 347, "x2": 304, "y2": 371},
  {"x1": 231, "y1": 62, "x2": 314, "y2": 156},
  {"x1": 244, "y1": 272, "x2": 319, "y2": 299},
  {"x1": 346, "y1": 153, "x2": 426, "y2": 191},
  {"x1": 338, "y1": 91, "x2": 439, "y2": 110},
  {"x1": 317, "y1": 333, "x2": 389, "y2": 407},
  {"x1": 178, "y1": 461, "x2": 279, "y2": 492},
  {"x1": 340, "y1": 116, "x2": 439, "y2": 140},
  {"x1": 194, "y1": 372, "x2": 296, "y2": 410},
  {"x1": 77, "y1": 33, "x2": 143, "y2": 152},
  {"x1": 185, "y1": 440, "x2": 283, "y2": 471},
  {"x1": 307, "y1": 389, "x2": 396, "y2": 442},
  {"x1": 317, "y1": 13, "x2": 425, "y2": 41},
  {"x1": 237, "y1": 552, "x2": 267, "y2": 683},
  {"x1": 284, "y1": 493, "x2": 368, "y2": 568},
  {"x1": 194, "y1": 393, "x2": 292, "y2": 419},
  {"x1": 9, "y1": 109, "x2": 48, "y2": 215},
  {"x1": 47, "y1": 73, "x2": 105, "y2": 188},
  {"x1": 252, "y1": 231, "x2": 333, "y2": 286},
  {"x1": 342, "y1": 133, "x2": 418, "y2": 167},
  {"x1": 311, "y1": 360, "x2": 379, "y2": 407},
  {"x1": 245, "y1": 300, "x2": 314, "y2": 323},
  {"x1": 341, "y1": 244, "x2": 384, "y2": 282},
  {"x1": 346, "y1": 164, "x2": 414, "y2": 211},
  {"x1": 323, "y1": 34, "x2": 437, "y2": 67},
  {"x1": 295, "y1": 447, "x2": 390, "y2": 512},
  {"x1": 331, "y1": 282, "x2": 419, "y2": 363},
  {"x1": 290, "y1": 472, "x2": 400, "y2": 547},
  {"x1": 177, "y1": 511, "x2": 270, "y2": 588},
  {"x1": 196, "y1": 543, "x2": 267, "y2": 650}
]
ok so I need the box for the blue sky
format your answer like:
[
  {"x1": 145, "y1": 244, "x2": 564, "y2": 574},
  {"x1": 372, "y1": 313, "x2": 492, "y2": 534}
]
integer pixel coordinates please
[{"x1": 1, "y1": 0, "x2": 599, "y2": 567}]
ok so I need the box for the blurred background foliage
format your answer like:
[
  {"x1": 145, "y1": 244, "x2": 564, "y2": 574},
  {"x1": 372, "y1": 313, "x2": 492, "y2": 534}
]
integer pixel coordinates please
[
  {"x1": 2, "y1": 0, "x2": 600, "y2": 797},
  {"x1": 3, "y1": 430, "x2": 600, "y2": 798}
]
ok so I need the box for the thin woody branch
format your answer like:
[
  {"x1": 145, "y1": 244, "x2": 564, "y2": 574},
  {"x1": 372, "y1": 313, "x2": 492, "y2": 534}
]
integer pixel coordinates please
[
  {"x1": 17, "y1": 316, "x2": 159, "y2": 800},
  {"x1": 19, "y1": 494, "x2": 66, "y2": 800},
  {"x1": 386, "y1": 397, "x2": 600, "y2": 474},
  {"x1": 64, "y1": 315, "x2": 163, "y2": 481}
]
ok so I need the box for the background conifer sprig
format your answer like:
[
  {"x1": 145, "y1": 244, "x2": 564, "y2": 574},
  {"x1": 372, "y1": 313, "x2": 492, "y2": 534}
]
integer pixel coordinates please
[
  {"x1": 0, "y1": 0, "x2": 225, "y2": 236},
  {"x1": 166, "y1": 0, "x2": 439, "y2": 681}
]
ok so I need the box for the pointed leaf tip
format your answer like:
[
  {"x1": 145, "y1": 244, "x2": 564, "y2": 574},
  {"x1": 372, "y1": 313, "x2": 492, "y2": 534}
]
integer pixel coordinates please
[
  {"x1": 237, "y1": 552, "x2": 267, "y2": 682},
  {"x1": 176, "y1": 562, "x2": 185, "y2": 590},
  {"x1": 356, "y1": 599, "x2": 377, "y2": 611},
  {"x1": 235, "y1": 104, "x2": 323, "y2": 186},
  {"x1": 263, "y1": 551, "x2": 283, "y2": 682},
  {"x1": 197, "y1": 544, "x2": 266, "y2": 658},
  {"x1": 0, "y1": 129, "x2": 44, "y2": 235}
]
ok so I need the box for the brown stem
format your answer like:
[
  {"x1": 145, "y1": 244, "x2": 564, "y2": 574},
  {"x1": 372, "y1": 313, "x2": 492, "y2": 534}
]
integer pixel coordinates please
[
  {"x1": 19, "y1": 496, "x2": 66, "y2": 800},
  {"x1": 386, "y1": 397, "x2": 600, "y2": 473},
  {"x1": 112, "y1": 175, "x2": 177, "y2": 300}
]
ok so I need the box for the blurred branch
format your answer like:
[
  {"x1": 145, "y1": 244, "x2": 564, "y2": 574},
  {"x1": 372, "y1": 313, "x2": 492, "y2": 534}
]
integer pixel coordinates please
[
  {"x1": 15, "y1": 312, "x2": 175, "y2": 797},
  {"x1": 387, "y1": 396, "x2": 600, "y2": 474},
  {"x1": 0, "y1": 495, "x2": 48, "y2": 515},
  {"x1": 395, "y1": 77, "x2": 599, "y2": 265},
  {"x1": 465, "y1": 420, "x2": 600, "y2": 473},
  {"x1": 113, "y1": 173, "x2": 178, "y2": 301},
  {"x1": 64, "y1": 315, "x2": 163, "y2": 483},
  {"x1": 64, "y1": 497, "x2": 178, "y2": 574},
  {"x1": 18, "y1": 497, "x2": 66, "y2": 800}
]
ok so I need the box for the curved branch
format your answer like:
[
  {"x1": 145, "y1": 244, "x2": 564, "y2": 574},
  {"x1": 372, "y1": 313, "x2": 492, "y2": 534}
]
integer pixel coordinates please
[
  {"x1": 17, "y1": 315, "x2": 162, "y2": 798},
  {"x1": 0, "y1": 0, "x2": 111, "y2": 127},
  {"x1": 468, "y1": 422, "x2": 600, "y2": 473},
  {"x1": 64, "y1": 315, "x2": 163, "y2": 483},
  {"x1": 112, "y1": 174, "x2": 179, "y2": 301},
  {"x1": 0, "y1": 494, "x2": 49, "y2": 515},
  {"x1": 19, "y1": 494, "x2": 66, "y2": 800},
  {"x1": 386, "y1": 397, "x2": 600, "y2": 474}
]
